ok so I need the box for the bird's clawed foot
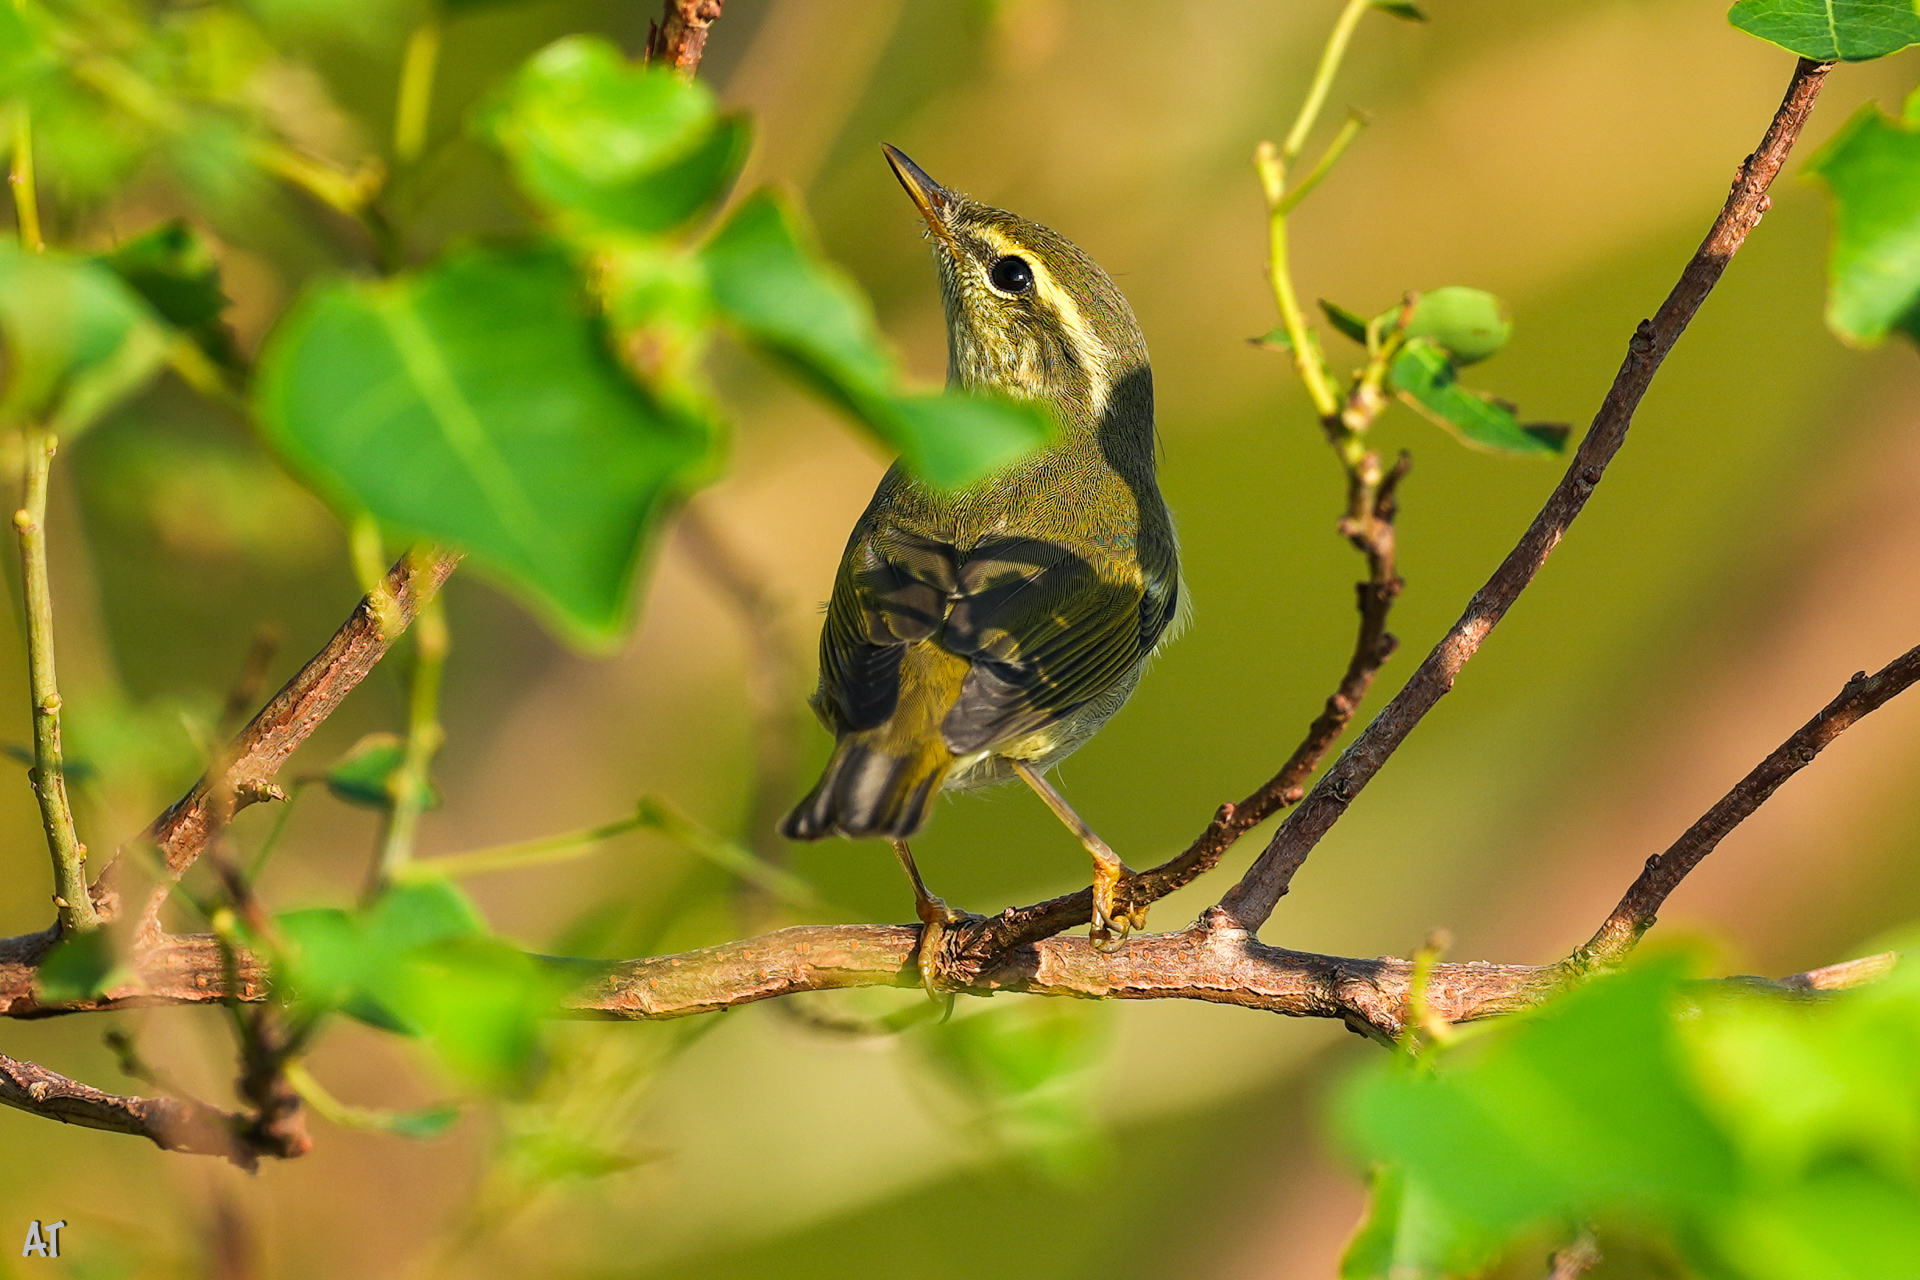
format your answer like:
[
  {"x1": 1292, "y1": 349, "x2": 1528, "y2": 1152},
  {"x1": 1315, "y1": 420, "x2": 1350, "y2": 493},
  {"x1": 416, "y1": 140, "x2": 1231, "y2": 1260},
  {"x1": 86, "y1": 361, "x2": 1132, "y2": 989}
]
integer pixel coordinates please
[
  {"x1": 1090, "y1": 859, "x2": 1149, "y2": 952},
  {"x1": 892, "y1": 839, "x2": 972, "y2": 1000},
  {"x1": 912, "y1": 892, "x2": 970, "y2": 1001}
]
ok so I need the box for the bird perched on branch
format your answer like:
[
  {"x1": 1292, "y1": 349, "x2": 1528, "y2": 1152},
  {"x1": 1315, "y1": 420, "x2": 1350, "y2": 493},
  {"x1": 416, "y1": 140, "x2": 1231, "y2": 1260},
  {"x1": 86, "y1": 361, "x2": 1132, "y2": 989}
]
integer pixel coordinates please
[{"x1": 782, "y1": 145, "x2": 1181, "y2": 951}]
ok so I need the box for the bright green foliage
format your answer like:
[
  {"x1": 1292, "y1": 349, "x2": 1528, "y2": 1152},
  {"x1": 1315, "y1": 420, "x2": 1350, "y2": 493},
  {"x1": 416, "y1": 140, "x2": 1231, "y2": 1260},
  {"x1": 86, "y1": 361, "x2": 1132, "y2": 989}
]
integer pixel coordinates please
[
  {"x1": 0, "y1": 245, "x2": 168, "y2": 437},
  {"x1": 479, "y1": 35, "x2": 749, "y2": 239},
  {"x1": 1337, "y1": 953, "x2": 1920, "y2": 1279},
  {"x1": 915, "y1": 999, "x2": 1112, "y2": 1183},
  {"x1": 373, "y1": 1105, "x2": 462, "y2": 1139},
  {"x1": 1319, "y1": 299, "x2": 1372, "y2": 345},
  {"x1": 276, "y1": 878, "x2": 560, "y2": 1091},
  {"x1": 1806, "y1": 101, "x2": 1920, "y2": 346},
  {"x1": 33, "y1": 928, "x2": 132, "y2": 1002},
  {"x1": 1728, "y1": 0, "x2": 1920, "y2": 61},
  {"x1": 701, "y1": 191, "x2": 1053, "y2": 488},
  {"x1": 98, "y1": 220, "x2": 242, "y2": 371},
  {"x1": 1314, "y1": 288, "x2": 1556, "y2": 454},
  {"x1": 1389, "y1": 340, "x2": 1567, "y2": 455},
  {"x1": 255, "y1": 245, "x2": 715, "y2": 647},
  {"x1": 325, "y1": 732, "x2": 441, "y2": 812},
  {"x1": 1386, "y1": 287, "x2": 1512, "y2": 366}
]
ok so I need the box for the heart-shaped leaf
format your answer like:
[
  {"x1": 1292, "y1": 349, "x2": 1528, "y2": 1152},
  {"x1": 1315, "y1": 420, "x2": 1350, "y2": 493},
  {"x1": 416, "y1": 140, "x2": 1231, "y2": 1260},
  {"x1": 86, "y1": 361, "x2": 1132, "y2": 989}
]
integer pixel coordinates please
[
  {"x1": 702, "y1": 191, "x2": 1052, "y2": 487},
  {"x1": 0, "y1": 245, "x2": 168, "y2": 437},
  {"x1": 1806, "y1": 103, "x2": 1920, "y2": 346},
  {"x1": 255, "y1": 245, "x2": 716, "y2": 647},
  {"x1": 99, "y1": 219, "x2": 243, "y2": 371},
  {"x1": 1728, "y1": 0, "x2": 1920, "y2": 61},
  {"x1": 481, "y1": 35, "x2": 749, "y2": 237}
]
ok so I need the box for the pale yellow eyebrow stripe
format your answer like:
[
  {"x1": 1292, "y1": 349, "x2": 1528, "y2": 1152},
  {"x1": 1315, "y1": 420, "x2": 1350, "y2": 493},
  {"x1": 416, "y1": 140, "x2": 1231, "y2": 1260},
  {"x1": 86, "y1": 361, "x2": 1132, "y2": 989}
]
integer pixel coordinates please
[{"x1": 970, "y1": 224, "x2": 1112, "y2": 411}]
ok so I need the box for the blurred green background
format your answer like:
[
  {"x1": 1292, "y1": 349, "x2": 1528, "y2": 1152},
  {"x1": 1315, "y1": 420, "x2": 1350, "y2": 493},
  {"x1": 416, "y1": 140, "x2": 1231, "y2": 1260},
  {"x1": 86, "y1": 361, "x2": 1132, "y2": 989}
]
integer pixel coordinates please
[{"x1": 3, "y1": 1, "x2": 1919, "y2": 1276}]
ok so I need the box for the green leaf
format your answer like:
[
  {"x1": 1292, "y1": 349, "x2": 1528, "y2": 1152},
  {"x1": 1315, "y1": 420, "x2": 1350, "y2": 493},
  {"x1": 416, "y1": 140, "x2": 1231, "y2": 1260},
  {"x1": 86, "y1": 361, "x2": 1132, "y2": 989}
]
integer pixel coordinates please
[
  {"x1": 1339, "y1": 1165, "x2": 1499, "y2": 1280},
  {"x1": 1390, "y1": 339, "x2": 1566, "y2": 455},
  {"x1": 1728, "y1": 0, "x2": 1920, "y2": 61},
  {"x1": 255, "y1": 245, "x2": 715, "y2": 647},
  {"x1": 33, "y1": 928, "x2": 132, "y2": 1003},
  {"x1": 324, "y1": 732, "x2": 441, "y2": 812},
  {"x1": 276, "y1": 879, "x2": 555, "y2": 1090},
  {"x1": 1386, "y1": 286, "x2": 1512, "y2": 366},
  {"x1": 1338, "y1": 960, "x2": 1739, "y2": 1242},
  {"x1": 1370, "y1": 0, "x2": 1427, "y2": 20},
  {"x1": 1806, "y1": 104, "x2": 1920, "y2": 346},
  {"x1": 701, "y1": 190, "x2": 898, "y2": 403},
  {"x1": 395, "y1": 936, "x2": 554, "y2": 1091},
  {"x1": 374, "y1": 1104, "x2": 462, "y2": 1139},
  {"x1": 99, "y1": 220, "x2": 243, "y2": 371},
  {"x1": 1319, "y1": 300, "x2": 1372, "y2": 345},
  {"x1": 882, "y1": 394, "x2": 1055, "y2": 490},
  {"x1": 0, "y1": 244, "x2": 168, "y2": 436},
  {"x1": 482, "y1": 35, "x2": 748, "y2": 237},
  {"x1": 702, "y1": 191, "x2": 1052, "y2": 487}
]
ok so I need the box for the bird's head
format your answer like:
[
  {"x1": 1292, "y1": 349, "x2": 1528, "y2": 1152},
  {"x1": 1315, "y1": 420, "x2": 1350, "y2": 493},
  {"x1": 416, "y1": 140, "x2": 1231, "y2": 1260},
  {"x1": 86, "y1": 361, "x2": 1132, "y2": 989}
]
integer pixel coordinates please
[{"x1": 882, "y1": 144, "x2": 1147, "y2": 427}]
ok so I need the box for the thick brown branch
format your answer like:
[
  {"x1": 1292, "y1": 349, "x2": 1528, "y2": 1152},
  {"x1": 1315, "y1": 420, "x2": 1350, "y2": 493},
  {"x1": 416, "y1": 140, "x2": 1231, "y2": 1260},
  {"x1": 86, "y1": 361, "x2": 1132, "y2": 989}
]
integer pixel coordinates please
[
  {"x1": 6, "y1": 928, "x2": 1892, "y2": 1055},
  {"x1": 0, "y1": 1051, "x2": 257, "y2": 1167},
  {"x1": 646, "y1": 0, "x2": 724, "y2": 79},
  {"x1": 0, "y1": 931, "x2": 267, "y2": 1018},
  {"x1": 1215, "y1": 57, "x2": 1834, "y2": 933},
  {"x1": 1579, "y1": 644, "x2": 1920, "y2": 965},
  {"x1": 558, "y1": 925, "x2": 1885, "y2": 1037},
  {"x1": 116, "y1": 551, "x2": 460, "y2": 892}
]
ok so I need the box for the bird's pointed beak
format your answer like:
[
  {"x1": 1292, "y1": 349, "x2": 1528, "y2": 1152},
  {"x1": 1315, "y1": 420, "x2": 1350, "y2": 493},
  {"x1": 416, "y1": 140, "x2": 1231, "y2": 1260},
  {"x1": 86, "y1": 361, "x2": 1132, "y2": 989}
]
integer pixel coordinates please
[{"x1": 882, "y1": 144, "x2": 956, "y2": 246}]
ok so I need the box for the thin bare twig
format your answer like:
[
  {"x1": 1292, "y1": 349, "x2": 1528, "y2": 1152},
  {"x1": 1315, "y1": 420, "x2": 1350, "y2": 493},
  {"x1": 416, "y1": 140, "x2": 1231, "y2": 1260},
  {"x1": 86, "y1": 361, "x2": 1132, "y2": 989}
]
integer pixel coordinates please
[
  {"x1": 1545, "y1": 1231, "x2": 1602, "y2": 1280},
  {"x1": 0, "y1": 1051, "x2": 256, "y2": 1166},
  {"x1": 646, "y1": 0, "x2": 724, "y2": 80},
  {"x1": 1216, "y1": 57, "x2": 1836, "y2": 933},
  {"x1": 1579, "y1": 643, "x2": 1920, "y2": 965},
  {"x1": 112, "y1": 550, "x2": 460, "y2": 895}
]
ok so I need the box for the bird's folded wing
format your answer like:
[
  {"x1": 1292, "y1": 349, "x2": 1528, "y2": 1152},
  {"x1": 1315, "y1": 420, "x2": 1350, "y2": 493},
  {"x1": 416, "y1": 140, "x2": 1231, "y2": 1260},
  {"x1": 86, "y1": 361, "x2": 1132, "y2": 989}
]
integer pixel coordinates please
[{"x1": 814, "y1": 526, "x2": 1159, "y2": 754}]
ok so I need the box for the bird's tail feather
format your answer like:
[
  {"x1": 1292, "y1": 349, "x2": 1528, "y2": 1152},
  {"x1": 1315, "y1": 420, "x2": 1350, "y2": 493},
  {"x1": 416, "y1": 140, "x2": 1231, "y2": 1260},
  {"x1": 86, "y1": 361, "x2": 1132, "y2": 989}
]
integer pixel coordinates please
[
  {"x1": 780, "y1": 735, "x2": 951, "y2": 840},
  {"x1": 782, "y1": 642, "x2": 964, "y2": 841}
]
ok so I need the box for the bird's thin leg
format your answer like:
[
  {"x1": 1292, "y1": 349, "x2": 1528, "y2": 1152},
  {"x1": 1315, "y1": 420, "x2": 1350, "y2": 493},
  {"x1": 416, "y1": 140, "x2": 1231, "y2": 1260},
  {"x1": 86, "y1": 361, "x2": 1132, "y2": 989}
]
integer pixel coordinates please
[
  {"x1": 892, "y1": 839, "x2": 962, "y2": 998},
  {"x1": 1012, "y1": 761, "x2": 1143, "y2": 949}
]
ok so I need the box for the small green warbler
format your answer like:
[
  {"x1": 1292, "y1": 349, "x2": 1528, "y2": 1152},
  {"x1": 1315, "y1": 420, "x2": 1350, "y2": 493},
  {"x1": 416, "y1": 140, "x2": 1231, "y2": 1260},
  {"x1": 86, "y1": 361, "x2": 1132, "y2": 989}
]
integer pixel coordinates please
[{"x1": 782, "y1": 145, "x2": 1181, "y2": 948}]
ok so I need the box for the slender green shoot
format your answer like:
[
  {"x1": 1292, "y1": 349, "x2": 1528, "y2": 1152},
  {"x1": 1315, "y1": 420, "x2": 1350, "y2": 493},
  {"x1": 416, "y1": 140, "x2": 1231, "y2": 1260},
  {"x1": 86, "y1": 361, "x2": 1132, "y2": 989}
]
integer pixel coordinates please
[
  {"x1": 409, "y1": 806, "x2": 652, "y2": 881},
  {"x1": 638, "y1": 796, "x2": 822, "y2": 909},
  {"x1": 1275, "y1": 109, "x2": 1369, "y2": 218},
  {"x1": 9, "y1": 105, "x2": 41, "y2": 252},
  {"x1": 16, "y1": 429, "x2": 95, "y2": 932},
  {"x1": 1257, "y1": 0, "x2": 1385, "y2": 430},
  {"x1": 394, "y1": 19, "x2": 442, "y2": 165},
  {"x1": 1257, "y1": 140, "x2": 1339, "y2": 419},
  {"x1": 285, "y1": 1060, "x2": 459, "y2": 1137},
  {"x1": 1281, "y1": 0, "x2": 1375, "y2": 167},
  {"x1": 246, "y1": 779, "x2": 309, "y2": 882},
  {"x1": 374, "y1": 586, "x2": 447, "y2": 887}
]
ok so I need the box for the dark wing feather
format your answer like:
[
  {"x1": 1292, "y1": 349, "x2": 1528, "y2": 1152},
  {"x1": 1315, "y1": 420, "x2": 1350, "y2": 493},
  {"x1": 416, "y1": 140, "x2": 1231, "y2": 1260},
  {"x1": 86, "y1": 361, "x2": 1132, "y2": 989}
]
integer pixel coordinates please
[
  {"x1": 938, "y1": 535, "x2": 1151, "y2": 753},
  {"x1": 815, "y1": 528, "x2": 955, "y2": 732},
  {"x1": 815, "y1": 525, "x2": 1178, "y2": 754}
]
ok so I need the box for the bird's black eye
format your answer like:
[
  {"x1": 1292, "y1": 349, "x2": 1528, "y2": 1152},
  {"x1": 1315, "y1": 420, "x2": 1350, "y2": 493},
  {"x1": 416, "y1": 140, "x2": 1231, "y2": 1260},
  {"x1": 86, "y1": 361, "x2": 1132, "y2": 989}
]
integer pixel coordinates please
[{"x1": 988, "y1": 255, "x2": 1034, "y2": 294}]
